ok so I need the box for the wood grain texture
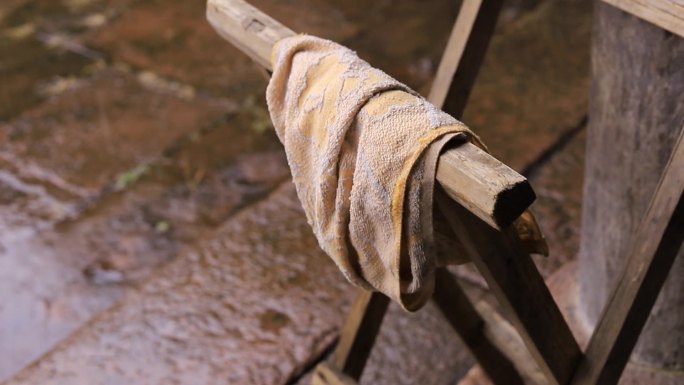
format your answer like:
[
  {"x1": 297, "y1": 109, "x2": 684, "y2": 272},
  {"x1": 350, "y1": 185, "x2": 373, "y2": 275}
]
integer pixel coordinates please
[
  {"x1": 433, "y1": 269, "x2": 524, "y2": 385},
  {"x1": 427, "y1": 0, "x2": 504, "y2": 116},
  {"x1": 601, "y1": 0, "x2": 684, "y2": 38},
  {"x1": 579, "y1": 2, "x2": 684, "y2": 369},
  {"x1": 435, "y1": 189, "x2": 582, "y2": 385},
  {"x1": 205, "y1": 0, "x2": 535, "y2": 229},
  {"x1": 206, "y1": 0, "x2": 294, "y2": 70},
  {"x1": 437, "y1": 143, "x2": 535, "y2": 229},
  {"x1": 571, "y1": 130, "x2": 684, "y2": 385},
  {"x1": 329, "y1": 289, "x2": 389, "y2": 380},
  {"x1": 312, "y1": 361, "x2": 358, "y2": 385},
  {"x1": 472, "y1": 296, "x2": 548, "y2": 385}
]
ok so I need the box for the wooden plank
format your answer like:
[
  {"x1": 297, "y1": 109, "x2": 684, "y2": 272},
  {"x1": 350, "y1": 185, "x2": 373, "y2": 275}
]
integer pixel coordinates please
[
  {"x1": 427, "y1": 0, "x2": 504, "y2": 117},
  {"x1": 206, "y1": 0, "x2": 294, "y2": 70},
  {"x1": 472, "y1": 295, "x2": 548, "y2": 385},
  {"x1": 329, "y1": 289, "x2": 390, "y2": 380},
  {"x1": 570, "y1": 129, "x2": 684, "y2": 385},
  {"x1": 601, "y1": 0, "x2": 684, "y2": 38},
  {"x1": 436, "y1": 144, "x2": 534, "y2": 230},
  {"x1": 433, "y1": 269, "x2": 525, "y2": 385},
  {"x1": 206, "y1": 0, "x2": 535, "y2": 229},
  {"x1": 312, "y1": 361, "x2": 358, "y2": 385},
  {"x1": 435, "y1": 189, "x2": 582, "y2": 385}
]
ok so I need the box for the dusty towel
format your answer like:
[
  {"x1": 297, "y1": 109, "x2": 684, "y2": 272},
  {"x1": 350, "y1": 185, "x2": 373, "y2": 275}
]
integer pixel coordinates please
[{"x1": 266, "y1": 35, "x2": 484, "y2": 311}]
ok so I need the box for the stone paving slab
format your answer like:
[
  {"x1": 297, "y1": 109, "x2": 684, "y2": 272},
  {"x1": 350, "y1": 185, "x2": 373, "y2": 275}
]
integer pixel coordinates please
[
  {"x1": 0, "y1": 202, "x2": 124, "y2": 380},
  {"x1": 1, "y1": 0, "x2": 131, "y2": 36},
  {"x1": 294, "y1": 301, "x2": 476, "y2": 385},
  {"x1": 86, "y1": 0, "x2": 269, "y2": 97},
  {"x1": 0, "y1": 0, "x2": 138, "y2": 121},
  {"x1": 5, "y1": 183, "x2": 354, "y2": 385},
  {"x1": 0, "y1": 68, "x2": 227, "y2": 194},
  {"x1": 0, "y1": 109, "x2": 287, "y2": 380},
  {"x1": 359, "y1": 301, "x2": 476, "y2": 385},
  {"x1": 0, "y1": 34, "x2": 93, "y2": 121},
  {"x1": 6, "y1": 182, "x2": 484, "y2": 385}
]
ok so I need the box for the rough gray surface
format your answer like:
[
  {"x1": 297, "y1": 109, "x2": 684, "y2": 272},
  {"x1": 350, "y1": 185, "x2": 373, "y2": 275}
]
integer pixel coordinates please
[
  {"x1": 548, "y1": 262, "x2": 684, "y2": 385},
  {"x1": 0, "y1": 68, "x2": 285, "y2": 381},
  {"x1": 359, "y1": 301, "x2": 475, "y2": 385},
  {"x1": 6, "y1": 183, "x2": 353, "y2": 385},
  {"x1": 295, "y1": 300, "x2": 476, "y2": 385},
  {"x1": 8, "y1": 183, "x2": 480, "y2": 385},
  {"x1": 579, "y1": 2, "x2": 684, "y2": 371}
]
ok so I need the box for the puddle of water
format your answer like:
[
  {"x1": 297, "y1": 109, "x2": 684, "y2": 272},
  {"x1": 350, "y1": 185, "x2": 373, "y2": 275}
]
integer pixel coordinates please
[{"x1": 0, "y1": 179, "x2": 122, "y2": 381}]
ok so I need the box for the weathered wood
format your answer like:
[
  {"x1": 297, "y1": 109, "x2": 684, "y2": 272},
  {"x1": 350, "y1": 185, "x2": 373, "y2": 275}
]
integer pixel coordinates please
[
  {"x1": 312, "y1": 361, "x2": 358, "y2": 385},
  {"x1": 436, "y1": 144, "x2": 534, "y2": 230},
  {"x1": 601, "y1": 0, "x2": 684, "y2": 38},
  {"x1": 571, "y1": 130, "x2": 684, "y2": 385},
  {"x1": 427, "y1": 0, "x2": 504, "y2": 116},
  {"x1": 472, "y1": 295, "x2": 548, "y2": 385},
  {"x1": 206, "y1": 0, "x2": 294, "y2": 70},
  {"x1": 425, "y1": 0, "x2": 534, "y2": 229},
  {"x1": 435, "y1": 189, "x2": 582, "y2": 385},
  {"x1": 579, "y1": 2, "x2": 684, "y2": 371},
  {"x1": 206, "y1": 0, "x2": 535, "y2": 229},
  {"x1": 329, "y1": 289, "x2": 389, "y2": 380},
  {"x1": 433, "y1": 269, "x2": 524, "y2": 385}
]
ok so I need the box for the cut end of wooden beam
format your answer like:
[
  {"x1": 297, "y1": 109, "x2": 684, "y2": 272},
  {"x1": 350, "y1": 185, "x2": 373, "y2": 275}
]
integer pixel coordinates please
[
  {"x1": 436, "y1": 142, "x2": 536, "y2": 229},
  {"x1": 494, "y1": 182, "x2": 536, "y2": 228}
]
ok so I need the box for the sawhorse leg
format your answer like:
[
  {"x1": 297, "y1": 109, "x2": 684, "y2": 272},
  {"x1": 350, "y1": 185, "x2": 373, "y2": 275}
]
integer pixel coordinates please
[
  {"x1": 312, "y1": 289, "x2": 388, "y2": 384},
  {"x1": 315, "y1": 0, "x2": 528, "y2": 384}
]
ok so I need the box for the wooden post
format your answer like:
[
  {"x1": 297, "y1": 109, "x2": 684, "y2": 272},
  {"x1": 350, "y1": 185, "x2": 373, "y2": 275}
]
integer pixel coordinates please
[
  {"x1": 579, "y1": 0, "x2": 684, "y2": 374},
  {"x1": 571, "y1": 127, "x2": 684, "y2": 385}
]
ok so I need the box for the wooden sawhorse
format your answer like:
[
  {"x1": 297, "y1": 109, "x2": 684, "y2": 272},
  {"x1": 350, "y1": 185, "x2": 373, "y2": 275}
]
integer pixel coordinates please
[{"x1": 206, "y1": 1, "x2": 684, "y2": 384}]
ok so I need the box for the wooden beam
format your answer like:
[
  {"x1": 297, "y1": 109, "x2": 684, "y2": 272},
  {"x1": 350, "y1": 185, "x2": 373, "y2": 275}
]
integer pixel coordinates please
[
  {"x1": 601, "y1": 0, "x2": 684, "y2": 38},
  {"x1": 570, "y1": 129, "x2": 684, "y2": 385},
  {"x1": 329, "y1": 289, "x2": 389, "y2": 380},
  {"x1": 206, "y1": 0, "x2": 293, "y2": 70},
  {"x1": 433, "y1": 269, "x2": 525, "y2": 385},
  {"x1": 435, "y1": 189, "x2": 582, "y2": 385},
  {"x1": 206, "y1": 0, "x2": 535, "y2": 229},
  {"x1": 312, "y1": 361, "x2": 359, "y2": 385},
  {"x1": 427, "y1": 0, "x2": 504, "y2": 117},
  {"x1": 436, "y1": 142, "x2": 534, "y2": 231},
  {"x1": 472, "y1": 294, "x2": 549, "y2": 385}
]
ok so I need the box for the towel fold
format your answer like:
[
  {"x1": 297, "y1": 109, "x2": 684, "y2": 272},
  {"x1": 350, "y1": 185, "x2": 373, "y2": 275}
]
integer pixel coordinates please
[{"x1": 266, "y1": 35, "x2": 485, "y2": 311}]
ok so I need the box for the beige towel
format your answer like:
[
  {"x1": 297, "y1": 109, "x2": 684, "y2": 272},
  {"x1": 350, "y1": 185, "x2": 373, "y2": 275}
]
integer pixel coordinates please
[{"x1": 266, "y1": 35, "x2": 485, "y2": 311}]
